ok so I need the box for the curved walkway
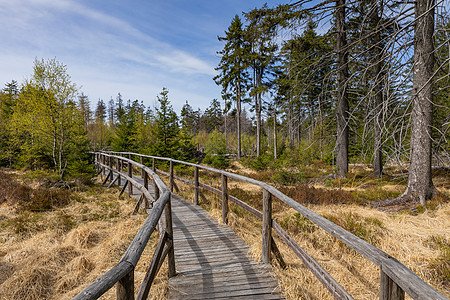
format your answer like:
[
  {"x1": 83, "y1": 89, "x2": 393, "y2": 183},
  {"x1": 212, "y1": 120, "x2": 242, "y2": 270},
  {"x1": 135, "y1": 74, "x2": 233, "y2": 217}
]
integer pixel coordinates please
[{"x1": 108, "y1": 169, "x2": 283, "y2": 299}]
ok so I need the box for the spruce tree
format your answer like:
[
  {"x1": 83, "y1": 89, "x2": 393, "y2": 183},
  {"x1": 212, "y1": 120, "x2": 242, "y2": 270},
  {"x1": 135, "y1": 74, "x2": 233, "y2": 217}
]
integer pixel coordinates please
[{"x1": 214, "y1": 15, "x2": 250, "y2": 159}]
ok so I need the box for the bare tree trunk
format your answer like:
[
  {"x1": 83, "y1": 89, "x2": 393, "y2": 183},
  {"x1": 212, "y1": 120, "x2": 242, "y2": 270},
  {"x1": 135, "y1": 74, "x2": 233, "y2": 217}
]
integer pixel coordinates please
[
  {"x1": 237, "y1": 83, "x2": 242, "y2": 160},
  {"x1": 273, "y1": 107, "x2": 277, "y2": 159},
  {"x1": 256, "y1": 75, "x2": 262, "y2": 157},
  {"x1": 403, "y1": 0, "x2": 436, "y2": 204},
  {"x1": 373, "y1": 1, "x2": 384, "y2": 177},
  {"x1": 336, "y1": 0, "x2": 349, "y2": 178},
  {"x1": 288, "y1": 102, "x2": 294, "y2": 149}
]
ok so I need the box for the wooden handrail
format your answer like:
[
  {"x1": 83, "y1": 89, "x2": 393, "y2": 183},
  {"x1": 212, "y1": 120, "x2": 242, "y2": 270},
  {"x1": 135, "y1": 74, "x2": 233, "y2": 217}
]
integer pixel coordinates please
[
  {"x1": 74, "y1": 153, "x2": 176, "y2": 300},
  {"x1": 105, "y1": 151, "x2": 447, "y2": 300}
]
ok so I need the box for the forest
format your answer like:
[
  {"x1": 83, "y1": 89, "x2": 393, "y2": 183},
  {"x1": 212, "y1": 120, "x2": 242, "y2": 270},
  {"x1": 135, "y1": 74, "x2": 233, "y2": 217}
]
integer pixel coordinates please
[{"x1": 0, "y1": 0, "x2": 449, "y2": 207}]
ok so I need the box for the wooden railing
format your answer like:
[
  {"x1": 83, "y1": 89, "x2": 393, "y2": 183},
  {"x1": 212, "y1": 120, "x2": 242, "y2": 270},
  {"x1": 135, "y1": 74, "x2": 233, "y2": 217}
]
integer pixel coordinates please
[
  {"x1": 73, "y1": 152, "x2": 175, "y2": 300},
  {"x1": 98, "y1": 151, "x2": 446, "y2": 300}
]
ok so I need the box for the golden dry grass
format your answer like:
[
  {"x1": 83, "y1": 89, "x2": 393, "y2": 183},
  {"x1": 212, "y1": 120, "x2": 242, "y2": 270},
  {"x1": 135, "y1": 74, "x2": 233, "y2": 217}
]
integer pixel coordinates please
[{"x1": 0, "y1": 173, "x2": 168, "y2": 300}]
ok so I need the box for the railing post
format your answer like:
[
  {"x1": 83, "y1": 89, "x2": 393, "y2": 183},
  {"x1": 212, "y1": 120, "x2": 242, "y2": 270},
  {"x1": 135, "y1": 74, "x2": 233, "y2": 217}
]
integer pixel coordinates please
[
  {"x1": 116, "y1": 269, "x2": 134, "y2": 300},
  {"x1": 109, "y1": 155, "x2": 113, "y2": 183},
  {"x1": 102, "y1": 154, "x2": 106, "y2": 176},
  {"x1": 155, "y1": 180, "x2": 163, "y2": 233},
  {"x1": 152, "y1": 158, "x2": 156, "y2": 172},
  {"x1": 380, "y1": 269, "x2": 405, "y2": 300},
  {"x1": 143, "y1": 170, "x2": 149, "y2": 209},
  {"x1": 262, "y1": 189, "x2": 272, "y2": 264},
  {"x1": 128, "y1": 158, "x2": 133, "y2": 195},
  {"x1": 194, "y1": 166, "x2": 199, "y2": 205},
  {"x1": 221, "y1": 174, "x2": 228, "y2": 224},
  {"x1": 140, "y1": 156, "x2": 145, "y2": 179},
  {"x1": 117, "y1": 157, "x2": 121, "y2": 186},
  {"x1": 165, "y1": 193, "x2": 176, "y2": 277},
  {"x1": 169, "y1": 161, "x2": 174, "y2": 192}
]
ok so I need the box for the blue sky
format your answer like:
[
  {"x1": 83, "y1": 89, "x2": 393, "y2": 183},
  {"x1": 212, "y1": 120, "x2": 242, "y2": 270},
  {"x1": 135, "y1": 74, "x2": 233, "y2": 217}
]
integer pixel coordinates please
[{"x1": 0, "y1": 0, "x2": 285, "y2": 113}]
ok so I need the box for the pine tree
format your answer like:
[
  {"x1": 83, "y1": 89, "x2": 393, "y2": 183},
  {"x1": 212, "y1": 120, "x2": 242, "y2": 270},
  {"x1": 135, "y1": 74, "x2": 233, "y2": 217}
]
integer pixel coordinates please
[
  {"x1": 153, "y1": 88, "x2": 179, "y2": 158},
  {"x1": 214, "y1": 15, "x2": 250, "y2": 159}
]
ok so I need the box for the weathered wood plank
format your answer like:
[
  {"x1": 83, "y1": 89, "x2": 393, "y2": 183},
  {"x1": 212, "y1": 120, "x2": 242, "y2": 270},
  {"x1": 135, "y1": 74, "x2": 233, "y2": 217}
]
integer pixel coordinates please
[{"x1": 168, "y1": 194, "x2": 283, "y2": 300}]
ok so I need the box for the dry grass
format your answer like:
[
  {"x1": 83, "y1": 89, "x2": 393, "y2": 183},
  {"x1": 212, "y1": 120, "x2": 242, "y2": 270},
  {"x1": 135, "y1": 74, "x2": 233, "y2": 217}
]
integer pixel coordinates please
[
  {"x1": 170, "y1": 166, "x2": 450, "y2": 300},
  {"x1": 0, "y1": 171, "x2": 168, "y2": 300}
]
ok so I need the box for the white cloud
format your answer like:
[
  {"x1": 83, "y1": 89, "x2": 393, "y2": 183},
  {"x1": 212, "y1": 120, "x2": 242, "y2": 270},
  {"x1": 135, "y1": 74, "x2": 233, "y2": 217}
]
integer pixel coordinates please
[{"x1": 0, "y1": 0, "x2": 220, "y2": 110}]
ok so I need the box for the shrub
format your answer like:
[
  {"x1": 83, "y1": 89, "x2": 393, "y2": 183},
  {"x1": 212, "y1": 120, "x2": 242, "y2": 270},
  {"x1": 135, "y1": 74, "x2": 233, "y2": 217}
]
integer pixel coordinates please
[
  {"x1": 203, "y1": 154, "x2": 229, "y2": 169},
  {"x1": 243, "y1": 154, "x2": 273, "y2": 171},
  {"x1": 271, "y1": 169, "x2": 303, "y2": 186}
]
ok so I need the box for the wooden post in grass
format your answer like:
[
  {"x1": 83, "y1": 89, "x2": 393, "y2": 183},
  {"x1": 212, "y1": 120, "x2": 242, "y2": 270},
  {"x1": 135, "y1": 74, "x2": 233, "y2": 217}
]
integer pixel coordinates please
[
  {"x1": 222, "y1": 174, "x2": 228, "y2": 224},
  {"x1": 380, "y1": 269, "x2": 404, "y2": 300},
  {"x1": 128, "y1": 158, "x2": 133, "y2": 195},
  {"x1": 152, "y1": 157, "x2": 156, "y2": 172},
  {"x1": 262, "y1": 189, "x2": 272, "y2": 264},
  {"x1": 116, "y1": 269, "x2": 134, "y2": 300},
  {"x1": 194, "y1": 166, "x2": 199, "y2": 205}
]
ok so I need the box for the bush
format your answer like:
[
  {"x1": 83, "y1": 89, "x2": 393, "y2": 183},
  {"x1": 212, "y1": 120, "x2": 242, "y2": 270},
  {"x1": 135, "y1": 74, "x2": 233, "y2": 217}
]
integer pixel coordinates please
[
  {"x1": 271, "y1": 169, "x2": 303, "y2": 185},
  {"x1": 203, "y1": 154, "x2": 229, "y2": 169},
  {"x1": 202, "y1": 129, "x2": 229, "y2": 169},
  {"x1": 243, "y1": 154, "x2": 273, "y2": 171}
]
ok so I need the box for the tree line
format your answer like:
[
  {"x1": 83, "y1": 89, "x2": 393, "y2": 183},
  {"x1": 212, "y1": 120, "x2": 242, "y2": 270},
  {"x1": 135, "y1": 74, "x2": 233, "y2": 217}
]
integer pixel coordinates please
[{"x1": 0, "y1": 58, "x2": 258, "y2": 176}]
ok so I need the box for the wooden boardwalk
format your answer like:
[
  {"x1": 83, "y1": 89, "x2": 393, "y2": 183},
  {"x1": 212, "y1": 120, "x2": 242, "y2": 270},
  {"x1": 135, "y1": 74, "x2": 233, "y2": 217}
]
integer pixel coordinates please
[
  {"x1": 109, "y1": 170, "x2": 283, "y2": 299},
  {"x1": 168, "y1": 194, "x2": 282, "y2": 299}
]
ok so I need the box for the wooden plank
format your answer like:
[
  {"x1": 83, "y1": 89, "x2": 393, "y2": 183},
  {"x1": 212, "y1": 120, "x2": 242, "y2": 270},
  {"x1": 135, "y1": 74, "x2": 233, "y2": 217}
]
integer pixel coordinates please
[{"x1": 170, "y1": 286, "x2": 280, "y2": 299}]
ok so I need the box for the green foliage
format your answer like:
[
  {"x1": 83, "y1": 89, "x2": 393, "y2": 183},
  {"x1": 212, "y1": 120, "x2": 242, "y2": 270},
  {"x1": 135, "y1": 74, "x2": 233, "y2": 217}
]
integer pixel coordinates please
[
  {"x1": 203, "y1": 154, "x2": 229, "y2": 169},
  {"x1": 242, "y1": 154, "x2": 273, "y2": 171},
  {"x1": 203, "y1": 129, "x2": 229, "y2": 168},
  {"x1": 1, "y1": 58, "x2": 93, "y2": 178},
  {"x1": 271, "y1": 169, "x2": 303, "y2": 185},
  {"x1": 151, "y1": 88, "x2": 180, "y2": 158},
  {"x1": 203, "y1": 99, "x2": 223, "y2": 132}
]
